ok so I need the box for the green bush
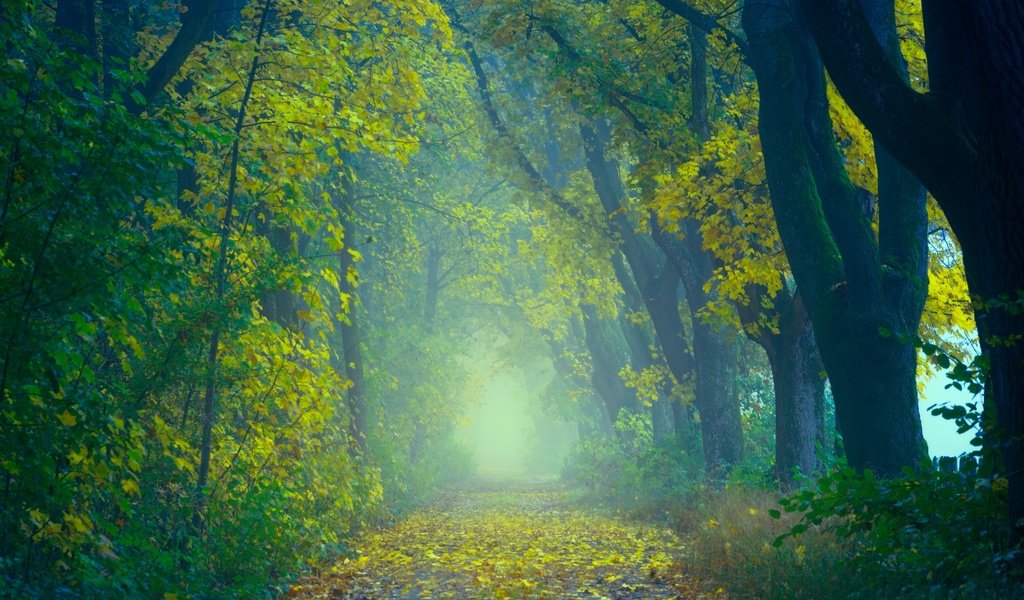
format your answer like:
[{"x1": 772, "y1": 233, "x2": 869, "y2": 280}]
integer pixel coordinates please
[{"x1": 562, "y1": 409, "x2": 704, "y2": 514}]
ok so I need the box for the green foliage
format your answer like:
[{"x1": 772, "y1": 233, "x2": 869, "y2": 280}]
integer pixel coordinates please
[
  {"x1": 773, "y1": 465, "x2": 1019, "y2": 597},
  {"x1": 0, "y1": 1, "x2": 474, "y2": 596},
  {"x1": 563, "y1": 409, "x2": 704, "y2": 513}
]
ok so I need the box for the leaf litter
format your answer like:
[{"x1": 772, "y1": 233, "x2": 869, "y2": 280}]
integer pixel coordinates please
[{"x1": 288, "y1": 481, "x2": 718, "y2": 599}]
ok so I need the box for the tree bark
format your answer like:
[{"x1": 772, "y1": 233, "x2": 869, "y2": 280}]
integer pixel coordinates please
[
  {"x1": 760, "y1": 289, "x2": 826, "y2": 488},
  {"x1": 261, "y1": 218, "x2": 301, "y2": 329},
  {"x1": 797, "y1": 0, "x2": 1024, "y2": 538},
  {"x1": 644, "y1": 28, "x2": 744, "y2": 477},
  {"x1": 798, "y1": 0, "x2": 1024, "y2": 536},
  {"x1": 614, "y1": 254, "x2": 675, "y2": 441},
  {"x1": 653, "y1": 220, "x2": 745, "y2": 478},
  {"x1": 742, "y1": 0, "x2": 928, "y2": 478},
  {"x1": 126, "y1": 0, "x2": 218, "y2": 113},
  {"x1": 580, "y1": 116, "x2": 743, "y2": 475},
  {"x1": 55, "y1": 0, "x2": 96, "y2": 56}
]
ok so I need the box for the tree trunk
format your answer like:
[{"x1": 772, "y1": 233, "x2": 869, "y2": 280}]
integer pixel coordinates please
[
  {"x1": 579, "y1": 116, "x2": 745, "y2": 474},
  {"x1": 196, "y1": 0, "x2": 272, "y2": 518},
  {"x1": 650, "y1": 27, "x2": 744, "y2": 477},
  {"x1": 578, "y1": 118, "x2": 694, "y2": 387},
  {"x1": 424, "y1": 244, "x2": 441, "y2": 326},
  {"x1": 581, "y1": 305, "x2": 638, "y2": 431},
  {"x1": 742, "y1": 0, "x2": 927, "y2": 478},
  {"x1": 334, "y1": 177, "x2": 368, "y2": 452},
  {"x1": 797, "y1": 0, "x2": 1024, "y2": 541},
  {"x1": 690, "y1": 308, "x2": 743, "y2": 478},
  {"x1": 958, "y1": 2, "x2": 1024, "y2": 542},
  {"x1": 763, "y1": 291, "x2": 826, "y2": 488},
  {"x1": 614, "y1": 254, "x2": 675, "y2": 441},
  {"x1": 55, "y1": 0, "x2": 96, "y2": 55},
  {"x1": 652, "y1": 219, "x2": 745, "y2": 479},
  {"x1": 258, "y1": 208, "x2": 303, "y2": 329},
  {"x1": 546, "y1": 332, "x2": 613, "y2": 437}
]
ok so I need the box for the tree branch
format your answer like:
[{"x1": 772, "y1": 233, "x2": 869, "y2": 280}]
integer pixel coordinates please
[
  {"x1": 795, "y1": 0, "x2": 977, "y2": 220},
  {"x1": 131, "y1": 0, "x2": 218, "y2": 114},
  {"x1": 653, "y1": 0, "x2": 748, "y2": 56},
  {"x1": 463, "y1": 38, "x2": 584, "y2": 221}
]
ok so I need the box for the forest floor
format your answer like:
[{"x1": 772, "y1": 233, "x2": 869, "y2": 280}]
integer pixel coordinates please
[{"x1": 287, "y1": 479, "x2": 717, "y2": 599}]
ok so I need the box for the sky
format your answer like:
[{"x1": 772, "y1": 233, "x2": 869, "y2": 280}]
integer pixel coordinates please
[{"x1": 920, "y1": 374, "x2": 979, "y2": 458}]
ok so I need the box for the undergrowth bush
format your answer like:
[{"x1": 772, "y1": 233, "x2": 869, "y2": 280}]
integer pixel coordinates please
[
  {"x1": 562, "y1": 409, "x2": 703, "y2": 515},
  {"x1": 773, "y1": 464, "x2": 1021, "y2": 599}
]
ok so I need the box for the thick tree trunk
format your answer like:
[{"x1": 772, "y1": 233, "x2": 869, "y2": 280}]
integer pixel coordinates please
[
  {"x1": 691, "y1": 323, "x2": 743, "y2": 478},
  {"x1": 974, "y1": 259, "x2": 1024, "y2": 540},
  {"x1": 960, "y1": 2, "x2": 1024, "y2": 542},
  {"x1": 743, "y1": 0, "x2": 927, "y2": 478},
  {"x1": 650, "y1": 28, "x2": 743, "y2": 477},
  {"x1": 795, "y1": 1, "x2": 1024, "y2": 539},
  {"x1": 652, "y1": 219, "x2": 745, "y2": 478},
  {"x1": 824, "y1": 319, "x2": 926, "y2": 474},
  {"x1": 660, "y1": 228, "x2": 746, "y2": 478}
]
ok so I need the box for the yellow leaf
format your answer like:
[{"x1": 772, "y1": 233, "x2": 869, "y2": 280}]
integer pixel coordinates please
[
  {"x1": 121, "y1": 479, "x2": 140, "y2": 496},
  {"x1": 58, "y1": 410, "x2": 77, "y2": 427}
]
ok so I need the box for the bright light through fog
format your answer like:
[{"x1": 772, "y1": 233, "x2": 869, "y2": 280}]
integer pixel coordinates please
[
  {"x1": 460, "y1": 333, "x2": 577, "y2": 479},
  {"x1": 465, "y1": 371, "x2": 532, "y2": 476}
]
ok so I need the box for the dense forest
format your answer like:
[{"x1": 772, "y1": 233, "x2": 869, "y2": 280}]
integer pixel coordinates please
[{"x1": 1, "y1": 0, "x2": 1023, "y2": 598}]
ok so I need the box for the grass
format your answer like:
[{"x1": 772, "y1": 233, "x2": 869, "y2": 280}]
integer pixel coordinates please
[{"x1": 667, "y1": 485, "x2": 853, "y2": 599}]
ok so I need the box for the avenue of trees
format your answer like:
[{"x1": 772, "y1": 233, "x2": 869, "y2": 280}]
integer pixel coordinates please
[{"x1": 0, "y1": 0, "x2": 1020, "y2": 597}]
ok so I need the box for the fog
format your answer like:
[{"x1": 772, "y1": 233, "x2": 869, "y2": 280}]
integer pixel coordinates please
[{"x1": 460, "y1": 333, "x2": 578, "y2": 479}]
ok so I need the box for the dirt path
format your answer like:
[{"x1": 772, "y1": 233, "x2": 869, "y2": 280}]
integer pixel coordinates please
[{"x1": 288, "y1": 481, "x2": 711, "y2": 599}]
